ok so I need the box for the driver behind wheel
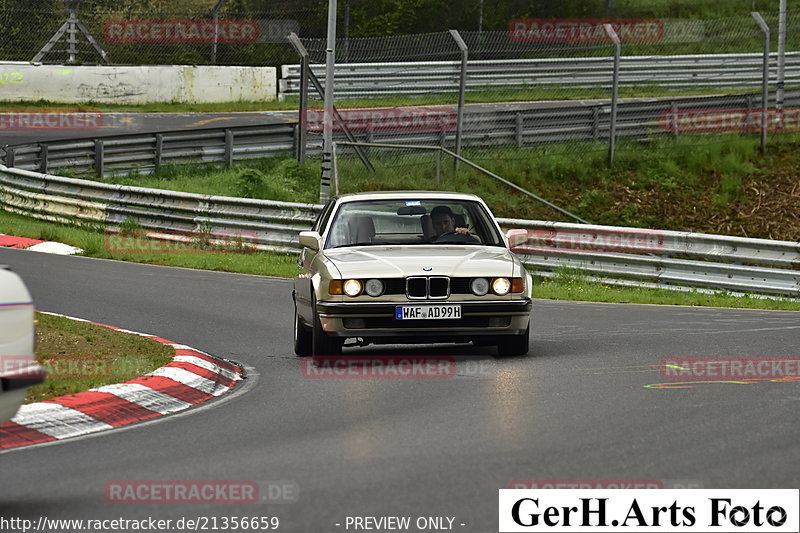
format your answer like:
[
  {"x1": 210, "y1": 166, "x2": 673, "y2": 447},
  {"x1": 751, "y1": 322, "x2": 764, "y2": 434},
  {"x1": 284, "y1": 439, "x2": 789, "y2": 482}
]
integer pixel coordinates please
[{"x1": 430, "y1": 205, "x2": 471, "y2": 239}]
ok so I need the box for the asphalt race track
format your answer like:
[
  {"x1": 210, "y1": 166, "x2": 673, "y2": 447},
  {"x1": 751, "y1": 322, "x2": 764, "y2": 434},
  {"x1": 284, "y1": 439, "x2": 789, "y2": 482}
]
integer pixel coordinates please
[{"x1": 1, "y1": 246, "x2": 799, "y2": 531}]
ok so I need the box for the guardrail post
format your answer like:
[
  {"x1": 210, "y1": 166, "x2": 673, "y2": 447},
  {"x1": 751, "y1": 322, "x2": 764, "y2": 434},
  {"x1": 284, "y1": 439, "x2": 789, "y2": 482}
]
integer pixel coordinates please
[
  {"x1": 39, "y1": 144, "x2": 48, "y2": 174},
  {"x1": 155, "y1": 133, "x2": 164, "y2": 170},
  {"x1": 592, "y1": 107, "x2": 600, "y2": 142},
  {"x1": 515, "y1": 112, "x2": 523, "y2": 147},
  {"x1": 752, "y1": 12, "x2": 770, "y2": 153},
  {"x1": 94, "y1": 139, "x2": 104, "y2": 178},
  {"x1": 292, "y1": 124, "x2": 300, "y2": 161},
  {"x1": 449, "y1": 29, "x2": 468, "y2": 173},
  {"x1": 604, "y1": 24, "x2": 621, "y2": 168},
  {"x1": 6, "y1": 147, "x2": 15, "y2": 168},
  {"x1": 225, "y1": 129, "x2": 234, "y2": 167}
]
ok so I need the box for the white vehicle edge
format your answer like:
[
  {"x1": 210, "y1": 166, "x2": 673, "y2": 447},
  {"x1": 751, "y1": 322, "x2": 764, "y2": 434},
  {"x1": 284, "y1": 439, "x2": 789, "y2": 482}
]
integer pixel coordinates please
[{"x1": 0, "y1": 266, "x2": 45, "y2": 425}]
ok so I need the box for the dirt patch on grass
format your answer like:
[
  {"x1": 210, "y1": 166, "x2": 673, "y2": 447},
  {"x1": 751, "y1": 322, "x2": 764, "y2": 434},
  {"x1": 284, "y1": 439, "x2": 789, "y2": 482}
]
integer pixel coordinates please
[{"x1": 499, "y1": 143, "x2": 800, "y2": 241}]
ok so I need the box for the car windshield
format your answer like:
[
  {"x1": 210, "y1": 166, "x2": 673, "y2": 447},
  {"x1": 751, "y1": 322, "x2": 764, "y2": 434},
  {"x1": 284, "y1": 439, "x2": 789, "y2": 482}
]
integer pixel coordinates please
[{"x1": 324, "y1": 199, "x2": 504, "y2": 249}]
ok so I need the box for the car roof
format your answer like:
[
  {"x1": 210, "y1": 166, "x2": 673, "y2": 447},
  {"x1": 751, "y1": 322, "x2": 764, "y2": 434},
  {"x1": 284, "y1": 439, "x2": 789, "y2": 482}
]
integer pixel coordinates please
[{"x1": 334, "y1": 191, "x2": 484, "y2": 203}]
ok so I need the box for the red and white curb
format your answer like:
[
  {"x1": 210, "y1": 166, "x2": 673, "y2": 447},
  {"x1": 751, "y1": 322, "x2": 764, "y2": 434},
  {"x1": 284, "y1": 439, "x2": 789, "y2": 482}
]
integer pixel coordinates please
[
  {"x1": 0, "y1": 234, "x2": 83, "y2": 255},
  {"x1": 0, "y1": 313, "x2": 244, "y2": 451}
]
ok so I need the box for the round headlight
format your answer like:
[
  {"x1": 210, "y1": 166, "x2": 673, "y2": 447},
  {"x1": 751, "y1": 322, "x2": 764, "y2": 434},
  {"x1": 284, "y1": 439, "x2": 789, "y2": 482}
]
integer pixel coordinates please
[
  {"x1": 365, "y1": 279, "x2": 385, "y2": 297},
  {"x1": 492, "y1": 277, "x2": 511, "y2": 295},
  {"x1": 470, "y1": 277, "x2": 489, "y2": 296},
  {"x1": 343, "y1": 279, "x2": 363, "y2": 297}
]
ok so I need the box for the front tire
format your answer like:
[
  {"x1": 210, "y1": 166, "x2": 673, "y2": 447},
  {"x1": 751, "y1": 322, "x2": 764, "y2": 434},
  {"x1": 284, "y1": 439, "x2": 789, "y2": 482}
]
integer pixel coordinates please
[
  {"x1": 294, "y1": 303, "x2": 312, "y2": 356},
  {"x1": 496, "y1": 325, "x2": 530, "y2": 357},
  {"x1": 312, "y1": 296, "x2": 342, "y2": 356}
]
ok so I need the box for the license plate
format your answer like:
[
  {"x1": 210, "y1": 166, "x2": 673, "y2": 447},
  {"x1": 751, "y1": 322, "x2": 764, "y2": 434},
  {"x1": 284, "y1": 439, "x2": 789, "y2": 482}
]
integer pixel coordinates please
[{"x1": 395, "y1": 305, "x2": 461, "y2": 320}]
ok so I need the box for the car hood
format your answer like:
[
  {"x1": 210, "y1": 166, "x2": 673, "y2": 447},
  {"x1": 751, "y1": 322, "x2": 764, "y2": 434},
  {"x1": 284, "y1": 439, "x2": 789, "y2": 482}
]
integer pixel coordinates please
[{"x1": 324, "y1": 245, "x2": 517, "y2": 278}]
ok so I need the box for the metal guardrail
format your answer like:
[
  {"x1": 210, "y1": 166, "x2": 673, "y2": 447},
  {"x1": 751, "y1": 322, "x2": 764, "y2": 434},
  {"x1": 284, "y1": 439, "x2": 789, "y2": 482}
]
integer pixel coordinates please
[
  {"x1": 7, "y1": 91, "x2": 799, "y2": 177},
  {"x1": 499, "y1": 219, "x2": 800, "y2": 297},
  {"x1": 329, "y1": 90, "x2": 800, "y2": 150},
  {"x1": 2, "y1": 124, "x2": 300, "y2": 178},
  {"x1": 1, "y1": 163, "x2": 797, "y2": 297},
  {"x1": 0, "y1": 164, "x2": 319, "y2": 253},
  {"x1": 280, "y1": 52, "x2": 800, "y2": 99}
]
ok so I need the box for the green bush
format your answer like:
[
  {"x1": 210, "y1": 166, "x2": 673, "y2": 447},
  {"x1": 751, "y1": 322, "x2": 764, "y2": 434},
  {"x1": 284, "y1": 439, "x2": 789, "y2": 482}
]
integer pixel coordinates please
[{"x1": 234, "y1": 168, "x2": 269, "y2": 199}]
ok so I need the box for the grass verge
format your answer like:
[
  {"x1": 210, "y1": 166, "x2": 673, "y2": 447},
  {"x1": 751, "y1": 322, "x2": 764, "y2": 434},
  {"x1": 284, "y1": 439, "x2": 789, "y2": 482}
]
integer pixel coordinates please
[
  {"x1": 3, "y1": 130, "x2": 799, "y2": 312},
  {"x1": 532, "y1": 272, "x2": 800, "y2": 311},
  {"x1": 1, "y1": 207, "x2": 797, "y2": 312},
  {"x1": 97, "y1": 132, "x2": 800, "y2": 238},
  {"x1": 0, "y1": 209, "x2": 300, "y2": 278},
  {"x1": 28, "y1": 312, "x2": 174, "y2": 403}
]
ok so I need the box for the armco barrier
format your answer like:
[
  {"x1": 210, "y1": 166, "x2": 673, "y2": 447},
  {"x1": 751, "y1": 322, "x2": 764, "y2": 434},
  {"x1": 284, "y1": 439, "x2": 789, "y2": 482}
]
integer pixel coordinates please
[
  {"x1": 279, "y1": 52, "x2": 800, "y2": 99},
  {"x1": 6, "y1": 90, "x2": 800, "y2": 177},
  {"x1": 1, "y1": 163, "x2": 798, "y2": 297},
  {"x1": 0, "y1": 165, "x2": 319, "y2": 253},
  {"x1": 3, "y1": 124, "x2": 301, "y2": 178},
  {"x1": 499, "y1": 219, "x2": 800, "y2": 297}
]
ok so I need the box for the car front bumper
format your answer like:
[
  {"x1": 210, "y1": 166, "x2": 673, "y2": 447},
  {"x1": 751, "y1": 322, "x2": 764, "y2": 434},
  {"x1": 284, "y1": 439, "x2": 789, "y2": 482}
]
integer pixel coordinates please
[{"x1": 317, "y1": 299, "x2": 532, "y2": 338}]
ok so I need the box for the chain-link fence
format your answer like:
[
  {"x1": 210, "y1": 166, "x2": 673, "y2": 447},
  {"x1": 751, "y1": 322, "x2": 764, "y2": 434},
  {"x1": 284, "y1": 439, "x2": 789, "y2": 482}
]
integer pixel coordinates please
[
  {"x1": 290, "y1": 31, "x2": 470, "y2": 186},
  {"x1": 1, "y1": 2, "x2": 798, "y2": 222},
  {"x1": 282, "y1": 11, "x2": 800, "y2": 211},
  {"x1": 0, "y1": 0, "x2": 325, "y2": 66}
]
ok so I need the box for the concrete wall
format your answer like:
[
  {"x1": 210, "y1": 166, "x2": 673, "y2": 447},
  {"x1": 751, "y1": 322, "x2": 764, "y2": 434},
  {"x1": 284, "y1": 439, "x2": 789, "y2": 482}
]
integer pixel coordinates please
[{"x1": 0, "y1": 63, "x2": 277, "y2": 104}]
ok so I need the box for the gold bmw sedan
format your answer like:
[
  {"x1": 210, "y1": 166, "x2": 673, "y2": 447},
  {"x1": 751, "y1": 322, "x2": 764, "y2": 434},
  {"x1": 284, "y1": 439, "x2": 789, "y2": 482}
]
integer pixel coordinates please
[{"x1": 292, "y1": 192, "x2": 532, "y2": 356}]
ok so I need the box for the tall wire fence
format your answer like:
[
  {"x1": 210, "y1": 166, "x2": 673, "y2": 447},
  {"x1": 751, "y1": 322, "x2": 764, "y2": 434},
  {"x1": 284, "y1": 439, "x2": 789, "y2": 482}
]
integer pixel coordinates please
[
  {"x1": 0, "y1": 0, "x2": 323, "y2": 67},
  {"x1": 1, "y1": 2, "x2": 799, "y2": 220},
  {"x1": 282, "y1": 12, "x2": 800, "y2": 197}
]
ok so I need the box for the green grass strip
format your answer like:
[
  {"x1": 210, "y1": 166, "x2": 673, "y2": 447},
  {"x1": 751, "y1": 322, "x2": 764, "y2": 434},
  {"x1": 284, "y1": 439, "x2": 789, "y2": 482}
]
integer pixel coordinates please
[
  {"x1": 1, "y1": 207, "x2": 796, "y2": 311},
  {"x1": 29, "y1": 312, "x2": 174, "y2": 403},
  {"x1": 0, "y1": 208, "x2": 300, "y2": 278},
  {"x1": 533, "y1": 275, "x2": 800, "y2": 311}
]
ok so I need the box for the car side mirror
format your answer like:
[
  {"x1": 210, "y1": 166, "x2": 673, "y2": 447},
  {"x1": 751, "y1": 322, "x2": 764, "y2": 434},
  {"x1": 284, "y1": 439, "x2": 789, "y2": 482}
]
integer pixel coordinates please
[
  {"x1": 299, "y1": 231, "x2": 322, "y2": 251},
  {"x1": 505, "y1": 228, "x2": 527, "y2": 250}
]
